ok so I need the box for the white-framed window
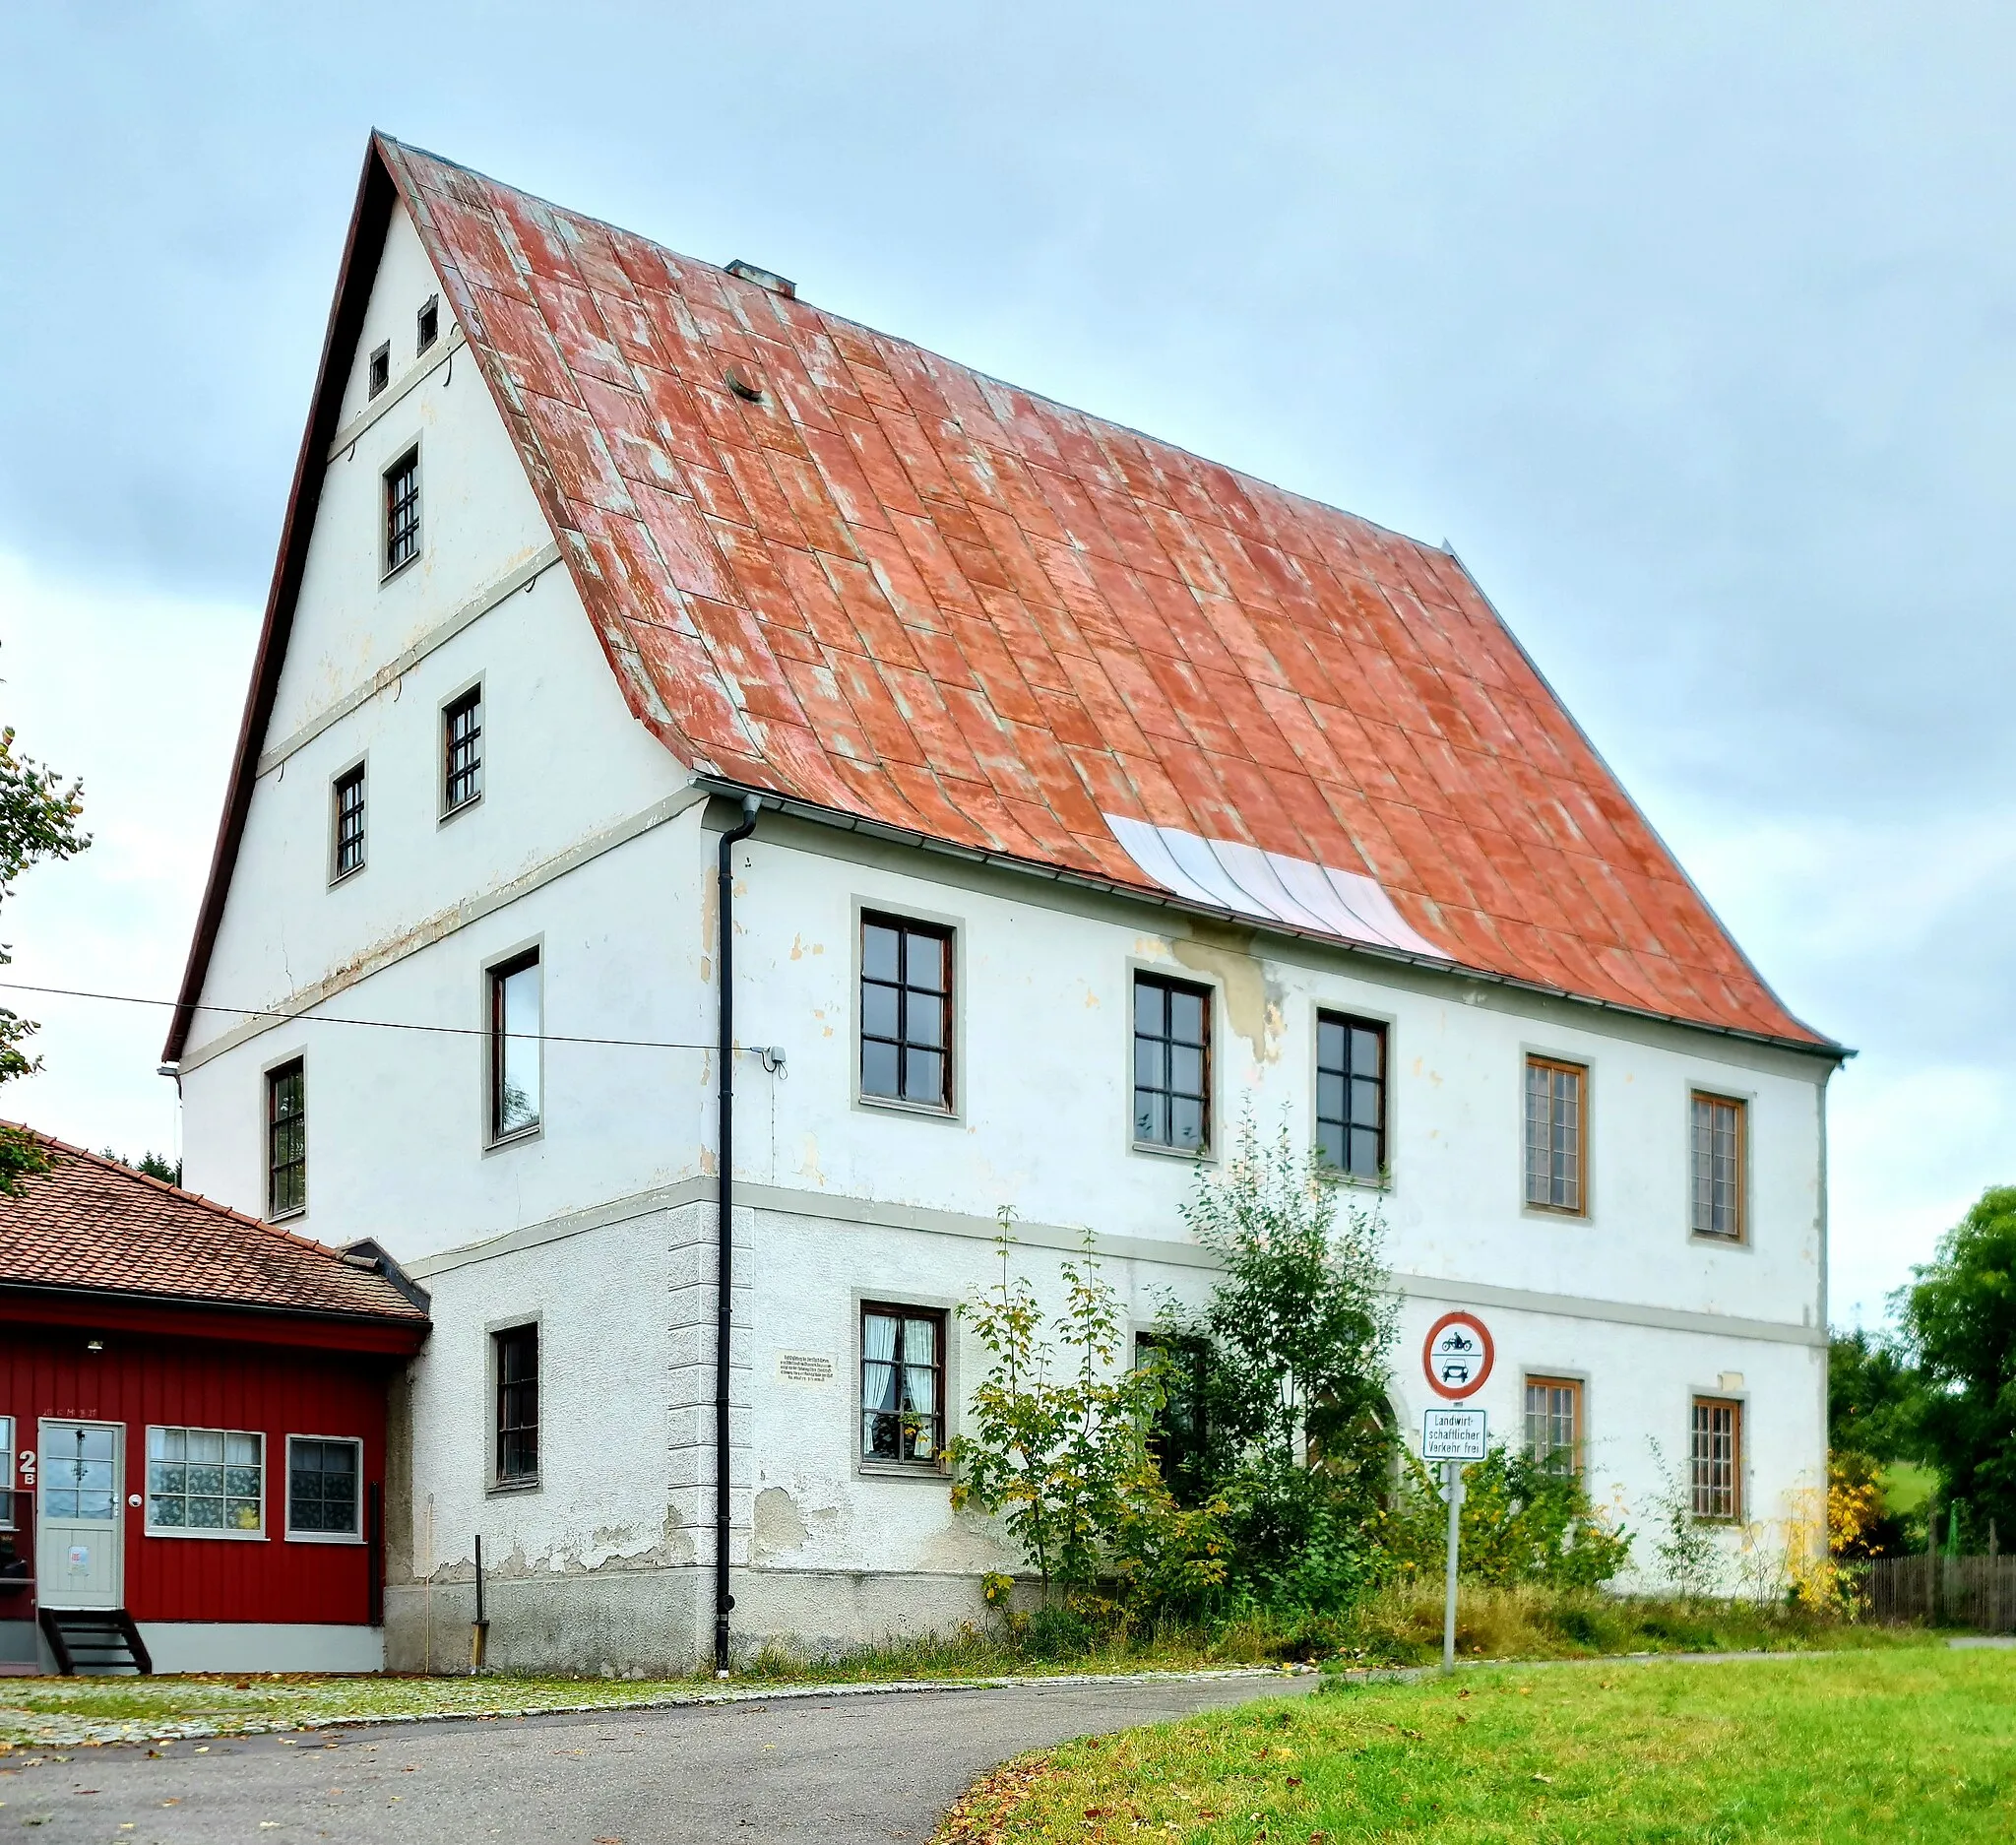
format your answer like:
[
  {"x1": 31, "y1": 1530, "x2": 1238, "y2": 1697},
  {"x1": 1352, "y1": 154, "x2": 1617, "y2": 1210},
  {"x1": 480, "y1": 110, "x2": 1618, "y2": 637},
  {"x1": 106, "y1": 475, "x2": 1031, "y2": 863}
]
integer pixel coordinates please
[
  {"x1": 146, "y1": 1427, "x2": 266, "y2": 1539},
  {"x1": 285, "y1": 1435, "x2": 363, "y2": 1542},
  {"x1": 0, "y1": 1415, "x2": 14, "y2": 1532}
]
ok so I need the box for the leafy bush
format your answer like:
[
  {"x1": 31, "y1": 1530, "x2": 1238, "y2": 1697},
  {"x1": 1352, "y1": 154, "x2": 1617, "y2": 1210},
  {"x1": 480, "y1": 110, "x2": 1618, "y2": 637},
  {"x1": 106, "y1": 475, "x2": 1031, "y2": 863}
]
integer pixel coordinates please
[{"x1": 1385, "y1": 1445, "x2": 1633, "y2": 1591}]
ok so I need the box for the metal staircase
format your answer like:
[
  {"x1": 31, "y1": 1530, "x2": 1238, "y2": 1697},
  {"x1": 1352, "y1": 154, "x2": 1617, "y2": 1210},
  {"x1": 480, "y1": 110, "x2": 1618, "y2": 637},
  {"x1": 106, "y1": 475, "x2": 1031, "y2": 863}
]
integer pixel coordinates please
[{"x1": 37, "y1": 1608, "x2": 152, "y2": 1676}]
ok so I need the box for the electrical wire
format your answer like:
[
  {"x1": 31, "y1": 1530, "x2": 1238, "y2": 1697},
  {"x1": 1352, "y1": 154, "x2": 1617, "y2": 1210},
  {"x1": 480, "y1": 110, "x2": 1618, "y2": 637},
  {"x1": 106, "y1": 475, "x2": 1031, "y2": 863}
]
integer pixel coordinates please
[{"x1": 0, "y1": 980, "x2": 776, "y2": 1057}]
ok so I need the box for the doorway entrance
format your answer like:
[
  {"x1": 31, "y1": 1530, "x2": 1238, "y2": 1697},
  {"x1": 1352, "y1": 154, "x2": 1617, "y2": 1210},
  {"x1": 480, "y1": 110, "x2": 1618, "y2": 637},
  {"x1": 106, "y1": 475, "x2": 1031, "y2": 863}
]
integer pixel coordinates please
[{"x1": 36, "y1": 1422, "x2": 122, "y2": 1610}]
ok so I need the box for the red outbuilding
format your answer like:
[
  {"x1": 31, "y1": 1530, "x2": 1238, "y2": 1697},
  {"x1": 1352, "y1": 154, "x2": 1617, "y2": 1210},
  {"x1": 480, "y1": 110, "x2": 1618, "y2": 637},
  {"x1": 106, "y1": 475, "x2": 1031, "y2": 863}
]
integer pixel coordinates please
[{"x1": 0, "y1": 1131, "x2": 428, "y2": 1675}]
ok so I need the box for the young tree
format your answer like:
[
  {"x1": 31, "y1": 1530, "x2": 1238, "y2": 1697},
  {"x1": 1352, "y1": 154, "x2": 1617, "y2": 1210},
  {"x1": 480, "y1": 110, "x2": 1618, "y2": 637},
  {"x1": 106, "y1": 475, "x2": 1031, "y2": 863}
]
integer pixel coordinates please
[
  {"x1": 1899, "y1": 1187, "x2": 2016, "y2": 1537},
  {"x1": 0, "y1": 712, "x2": 88, "y2": 1191},
  {"x1": 1162, "y1": 1113, "x2": 1399, "y2": 1609},
  {"x1": 1828, "y1": 1327, "x2": 1923, "y2": 1462}
]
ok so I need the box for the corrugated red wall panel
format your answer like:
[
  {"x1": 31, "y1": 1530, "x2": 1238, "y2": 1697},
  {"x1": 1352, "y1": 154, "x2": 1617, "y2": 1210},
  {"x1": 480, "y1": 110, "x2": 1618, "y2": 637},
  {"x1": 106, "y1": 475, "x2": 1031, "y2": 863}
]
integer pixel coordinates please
[{"x1": 0, "y1": 1322, "x2": 392, "y2": 1625}]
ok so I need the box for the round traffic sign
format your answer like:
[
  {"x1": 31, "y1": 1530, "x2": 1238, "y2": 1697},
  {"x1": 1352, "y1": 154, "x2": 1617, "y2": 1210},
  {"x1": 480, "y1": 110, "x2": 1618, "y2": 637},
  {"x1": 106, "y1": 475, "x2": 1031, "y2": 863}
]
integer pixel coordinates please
[{"x1": 1422, "y1": 1310, "x2": 1494, "y2": 1400}]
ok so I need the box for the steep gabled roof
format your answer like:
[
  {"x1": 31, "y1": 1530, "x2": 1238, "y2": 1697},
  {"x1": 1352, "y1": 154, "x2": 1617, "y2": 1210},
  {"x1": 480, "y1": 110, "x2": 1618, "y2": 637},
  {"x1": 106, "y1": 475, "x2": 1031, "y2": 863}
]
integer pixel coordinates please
[
  {"x1": 0, "y1": 1129, "x2": 427, "y2": 1325},
  {"x1": 168, "y1": 134, "x2": 1834, "y2": 1058}
]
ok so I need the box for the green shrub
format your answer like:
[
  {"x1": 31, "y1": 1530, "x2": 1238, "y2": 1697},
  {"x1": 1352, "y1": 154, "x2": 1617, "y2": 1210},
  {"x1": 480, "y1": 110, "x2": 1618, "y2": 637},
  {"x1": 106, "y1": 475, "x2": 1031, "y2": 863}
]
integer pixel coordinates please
[{"x1": 1384, "y1": 1444, "x2": 1633, "y2": 1591}]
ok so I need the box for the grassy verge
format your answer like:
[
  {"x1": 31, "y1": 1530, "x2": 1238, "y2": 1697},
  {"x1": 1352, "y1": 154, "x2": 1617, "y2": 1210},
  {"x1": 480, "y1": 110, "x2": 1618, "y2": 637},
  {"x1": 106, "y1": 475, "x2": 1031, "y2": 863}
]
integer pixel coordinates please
[{"x1": 938, "y1": 1646, "x2": 2013, "y2": 1842}]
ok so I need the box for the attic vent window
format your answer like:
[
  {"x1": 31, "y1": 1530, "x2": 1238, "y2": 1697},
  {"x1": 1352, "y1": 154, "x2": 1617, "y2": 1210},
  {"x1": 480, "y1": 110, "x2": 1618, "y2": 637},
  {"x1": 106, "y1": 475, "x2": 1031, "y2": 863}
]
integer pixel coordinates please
[
  {"x1": 724, "y1": 259, "x2": 796, "y2": 299},
  {"x1": 724, "y1": 367, "x2": 764, "y2": 404},
  {"x1": 417, "y1": 295, "x2": 439, "y2": 353},
  {"x1": 368, "y1": 343, "x2": 390, "y2": 398}
]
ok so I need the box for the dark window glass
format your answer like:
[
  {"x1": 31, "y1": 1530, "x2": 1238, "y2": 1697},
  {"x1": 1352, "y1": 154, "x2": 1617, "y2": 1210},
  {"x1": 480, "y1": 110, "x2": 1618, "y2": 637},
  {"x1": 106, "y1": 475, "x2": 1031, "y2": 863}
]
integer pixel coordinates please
[
  {"x1": 1136, "y1": 1331, "x2": 1211, "y2": 1507},
  {"x1": 1691, "y1": 1094, "x2": 1745, "y2": 1240},
  {"x1": 1524, "y1": 1377, "x2": 1582, "y2": 1477},
  {"x1": 444, "y1": 687, "x2": 483, "y2": 812},
  {"x1": 860, "y1": 1305, "x2": 945, "y2": 1462},
  {"x1": 496, "y1": 1325, "x2": 539, "y2": 1484},
  {"x1": 1134, "y1": 974, "x2": 1210, "y2": 1151},
  {"x1": 267, "y1": 1058, "x2": 305, "y2": 1217},
  {"x1": 859, "y1": 916, "x2": 952, "y2": 1109},
  {"x1": 333, "y1": 765, "x2": 365, "y2": 879},
  {"x1": 287, "y1": 1437, "x2": 361, "y2": 1536},
  {"x1": 489, "y1": 951, "x2": 541, "y2": 1139},
  {"x1": 368, "y1": 342, "x2": 390, "y2": 397},
  {"x1": 1691, "y1": 1397, "x2": 1741, "y2": 1519},
  {"x1": 384, "y1": 448, "x2": 420, "y2": 573},
  {"x1": 1316, "y1": 1012, "x2": 1387, "y2": 1179},
  {"x1": 416, "y1": 295, "x2": 439, "y2": 353},
  {"x1": 1525, "y1": 1057, "x2": 1586, "y2": 1212}
]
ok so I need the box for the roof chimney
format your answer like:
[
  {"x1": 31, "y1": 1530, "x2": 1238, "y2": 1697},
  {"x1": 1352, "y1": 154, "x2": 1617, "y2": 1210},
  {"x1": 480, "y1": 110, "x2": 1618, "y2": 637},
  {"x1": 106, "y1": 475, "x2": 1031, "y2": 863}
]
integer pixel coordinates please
[{"x1": 725, "y1": 260, "x2": 796, "y2": 299}]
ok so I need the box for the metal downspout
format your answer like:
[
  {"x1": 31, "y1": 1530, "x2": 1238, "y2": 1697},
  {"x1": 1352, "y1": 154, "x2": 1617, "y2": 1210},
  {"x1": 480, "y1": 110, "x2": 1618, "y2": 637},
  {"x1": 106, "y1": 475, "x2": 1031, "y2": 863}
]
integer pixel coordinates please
[{"x1": 714, "y1": 793, "x2": 760, "y2": 1676}]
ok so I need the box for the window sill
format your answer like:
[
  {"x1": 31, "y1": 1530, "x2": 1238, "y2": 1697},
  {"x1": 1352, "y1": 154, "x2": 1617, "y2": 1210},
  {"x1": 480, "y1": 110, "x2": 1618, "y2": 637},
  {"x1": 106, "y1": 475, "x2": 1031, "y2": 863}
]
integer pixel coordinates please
[
  {"x1": 145, "y1": 1527, "x2": 268, "y2": 1543},
  {"x1": 856, "y1": 1093, "x2": 959, "y2": 1122},
  {"x1": 856, "y1": 1460, "x2": 949, "y2": 1482},
  {"x1": 1314, "y1": 1165, "x2": 1391, "y2": 1192},
  {"x1": 1690, "y1": 1232, "x2": 1750, "y2": 1250},
  {"x1": 267, "y1": 1206, "x2": 307, "y2": 1226},
  {"x1": 1521, "y1": 1204, "x2": 1590, "y2": 1222},
  {"x1": 438, "y1": 793, "x2": 482, "y2": 828},
  {"x1": 328, "y1": 863, "x2": 366, "y2": 889},
  {"x1": 285, "y1": 1530, "x2": 366, "y2": 1546},
  {"x1": 487, "y1": 1478, "x2": 540, "y2": 1496},
  {"x1": 1130, "y1": 1139, "x2": 1213, "y2": 1164},
  {"x1": 380, "y1": 553, "x2": 420, "y2": 588},
  {"x1": 484, "y1": 1124, "x2": 542, "y2": 1156}
]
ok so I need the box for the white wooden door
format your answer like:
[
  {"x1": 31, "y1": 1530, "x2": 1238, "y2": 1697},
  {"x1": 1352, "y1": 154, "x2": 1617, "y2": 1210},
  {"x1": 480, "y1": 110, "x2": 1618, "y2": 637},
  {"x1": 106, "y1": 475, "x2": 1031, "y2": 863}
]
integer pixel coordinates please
[{"x1": 36, "y1": 1422, "x2": 123, "y2": 1610}]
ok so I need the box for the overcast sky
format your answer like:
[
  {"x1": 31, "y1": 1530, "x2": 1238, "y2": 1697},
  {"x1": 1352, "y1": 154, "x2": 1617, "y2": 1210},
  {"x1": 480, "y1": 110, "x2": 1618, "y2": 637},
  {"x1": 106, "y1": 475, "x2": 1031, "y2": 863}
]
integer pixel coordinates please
[{"x1": 3, "y1": 2, "x2": 2010, "y2": 1325}]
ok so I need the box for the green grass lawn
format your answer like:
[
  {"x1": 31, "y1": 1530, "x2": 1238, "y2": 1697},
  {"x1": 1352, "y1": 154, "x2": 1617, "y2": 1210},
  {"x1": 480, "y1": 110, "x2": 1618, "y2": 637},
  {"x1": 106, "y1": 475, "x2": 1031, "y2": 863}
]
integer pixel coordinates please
[{"x1": 938, "y1": 1646, "x2": 2012, "y2": 1843}]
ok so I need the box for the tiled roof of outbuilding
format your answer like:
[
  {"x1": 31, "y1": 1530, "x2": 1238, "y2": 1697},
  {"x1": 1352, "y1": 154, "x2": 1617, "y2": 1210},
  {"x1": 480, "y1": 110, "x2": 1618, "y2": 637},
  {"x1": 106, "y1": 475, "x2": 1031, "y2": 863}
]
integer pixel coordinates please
[{"x1": 0, "y1": 1130, "x2": 426, "y2": 1322}]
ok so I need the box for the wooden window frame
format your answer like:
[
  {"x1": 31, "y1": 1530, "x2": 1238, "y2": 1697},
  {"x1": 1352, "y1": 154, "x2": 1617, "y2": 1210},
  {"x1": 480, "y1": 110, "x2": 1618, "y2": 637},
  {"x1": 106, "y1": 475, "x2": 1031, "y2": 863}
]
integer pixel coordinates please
[
  {"x1": 1690, "y1": 1092, "x2": 1747, "y2": 1243},
  {"x1": 416, "y1": 295, "x2": 440, "y2": 354},
  {"x1": 1523, "y1": 1374, "x2": 1584, "y2": 1477},
  {"x1": 382, "y1": 445, "x2": 421, "y2": 578},
  {"x1": 367, "y1": 342, "x2": 390, "y2": 398},
  {"x1": 1315, "y1": 1011, "x2": 1388, "y2": 1182},
  {"x1": 284, "y1": 1434, "x2": 364, "y2": 1544},
  {"x1": 266, "y1": 1057, "x2": 306, "y2": 1220},
  {"x1": 487, "y1": 949, "x2": 542, "y2": 1145},
  {"x1": 144, "y1": 1425, "x2": 266, "y2": 1541},
  {"x1": 858, "y1": 1302, "x2": 948, "y2": 1470},
  {"x1": 493, "y1": 1324, "x2": 540, "y2": 1489},
  {"x1": 1133, "y1": 973, "x2": 1213, "y2": 1154},
  {"x1": 1690, "y1": 1395, "x2": 1743, "y2": 1521},
  {"x1": 1524, "y1": 1054, "x2": 1589, "y2": 1216},
  {"x1": 857, "y1": 913, "x2": 954, "y2": 1113},
  {"x1": 330, "y1": 762, "x2": 366, "y2": 883},
  {"x1": 441, "y1": 682, "x2": 483, "y2": 817}
]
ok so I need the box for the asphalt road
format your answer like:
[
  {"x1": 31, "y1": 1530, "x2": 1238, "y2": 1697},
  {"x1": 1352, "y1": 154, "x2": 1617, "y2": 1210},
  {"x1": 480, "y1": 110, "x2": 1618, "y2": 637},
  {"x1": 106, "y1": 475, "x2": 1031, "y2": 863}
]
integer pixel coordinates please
[{"x1": 0, "y1": 1674, "x2": 1316, "y2": 1844}]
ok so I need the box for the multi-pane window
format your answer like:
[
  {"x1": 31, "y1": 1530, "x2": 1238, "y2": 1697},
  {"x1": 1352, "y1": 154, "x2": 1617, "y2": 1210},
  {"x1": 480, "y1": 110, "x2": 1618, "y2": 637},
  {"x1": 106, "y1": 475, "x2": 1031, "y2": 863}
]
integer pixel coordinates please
[
  {"x1": 384, "y1": 447, "x2": 420, "y2": 574},
  {"x1": 44, "y1": 1425, "x2": 115, "y2": 1521},
  {"x1": 1691, "y1": 1094, "x2": 1745, "y2": 1241},
  {"x1": 286, "y1": 1437, "x2": 361, "y2": 1538},
  {"x1": 1524, "y1": 1376, "x2": 1583, "y2": 1477},
  {"x1": 1134, "y1": 975, "x2": 1210, "y2": 1151},
  {"x1": 368, "y1": 342, "x2": 390, "y2": 398},
  {"x1": 416, "y1": 295, "x2": 439, "y2": 353},
  {"x1": 859, "y1": 915, "x2": 952, "y2": 1109},
  {"x1": 443, "y1": 686, "x2": 483, "y2": 813},
  {"x1": 1525, "y1": 1056, "x2": 1587, "y2": 1213},
  {"x1": 267, "y1": 1058, "x2": 306, "y2": 1218},
  {"x1": 332, "y1": 763, "x2": 366, "y2": 880},
  {"x1": 495, "y1": 1325, "x2": 539, "y2": 1485},
  {"x1": 1691, "y1": 1397, "x2": 1742, "y2": 1520},
  {"x1": 860, "y1": 1304, "x2": 945, "y2": 1464},
  {"x1": 1316, "y1": 1012, "x2": 1387, "y2": 1179},
  {"x1": 147, "y1": 1427, "x2": 264, "y2": 1534},
  {"x1": 489, "y1": 951, "x2": 542, "y2": 1140}
]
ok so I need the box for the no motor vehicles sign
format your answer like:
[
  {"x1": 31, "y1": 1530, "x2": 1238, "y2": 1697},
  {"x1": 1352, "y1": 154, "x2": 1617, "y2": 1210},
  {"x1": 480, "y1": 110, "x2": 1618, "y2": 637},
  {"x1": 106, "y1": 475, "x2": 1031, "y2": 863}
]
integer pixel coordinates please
[{"x1": 1421, "y1": 1310, "x2": 1494, "y2": 1399}]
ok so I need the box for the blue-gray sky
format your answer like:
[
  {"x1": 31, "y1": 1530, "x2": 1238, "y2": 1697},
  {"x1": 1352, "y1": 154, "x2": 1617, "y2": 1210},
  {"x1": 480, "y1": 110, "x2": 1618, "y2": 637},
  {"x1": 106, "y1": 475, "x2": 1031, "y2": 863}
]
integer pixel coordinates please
[{"x1": 3, "y1": 2, "x2": 2010, "y2": 1323}]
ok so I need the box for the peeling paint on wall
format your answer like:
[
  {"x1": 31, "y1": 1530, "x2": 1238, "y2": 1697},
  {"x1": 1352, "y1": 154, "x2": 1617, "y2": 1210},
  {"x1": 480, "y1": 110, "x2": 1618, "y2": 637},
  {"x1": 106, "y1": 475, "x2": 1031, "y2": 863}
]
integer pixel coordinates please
[{"x1": 1171, "y1": 931, "x2": 1286, "y2": 1065}]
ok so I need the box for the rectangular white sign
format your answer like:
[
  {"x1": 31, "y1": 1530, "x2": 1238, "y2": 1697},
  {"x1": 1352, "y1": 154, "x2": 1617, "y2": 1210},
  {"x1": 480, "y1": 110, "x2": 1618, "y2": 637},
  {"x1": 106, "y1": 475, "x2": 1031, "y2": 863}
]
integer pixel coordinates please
[{"x1": 1422, "y1": 1407, "x2": 1488, "y2": 1461}]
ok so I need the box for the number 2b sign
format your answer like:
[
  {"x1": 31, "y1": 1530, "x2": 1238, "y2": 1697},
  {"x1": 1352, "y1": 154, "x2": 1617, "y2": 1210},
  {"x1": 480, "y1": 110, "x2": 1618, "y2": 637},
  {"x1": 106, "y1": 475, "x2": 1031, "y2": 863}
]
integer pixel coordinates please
[{"x1": 1422, "y1": 1310, "x2": 1494, "y2": 1399}]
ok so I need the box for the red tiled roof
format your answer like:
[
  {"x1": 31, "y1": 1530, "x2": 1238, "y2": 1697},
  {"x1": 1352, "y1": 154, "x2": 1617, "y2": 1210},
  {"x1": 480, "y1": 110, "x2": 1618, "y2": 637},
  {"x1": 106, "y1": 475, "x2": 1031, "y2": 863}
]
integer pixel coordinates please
[
  {"x1": 0, "y1": 1131, "x2": 426, "y2": 1323},
  {"x1": 164, "y1": 136, "x2": 1833, "y2": 1058}
]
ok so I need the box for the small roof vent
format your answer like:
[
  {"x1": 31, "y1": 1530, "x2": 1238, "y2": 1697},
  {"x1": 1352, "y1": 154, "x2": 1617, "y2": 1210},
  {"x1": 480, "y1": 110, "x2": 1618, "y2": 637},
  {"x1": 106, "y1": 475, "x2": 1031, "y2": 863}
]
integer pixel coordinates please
[{"x1": 725, "y1": 259, "x2": 796, "y2": 299}]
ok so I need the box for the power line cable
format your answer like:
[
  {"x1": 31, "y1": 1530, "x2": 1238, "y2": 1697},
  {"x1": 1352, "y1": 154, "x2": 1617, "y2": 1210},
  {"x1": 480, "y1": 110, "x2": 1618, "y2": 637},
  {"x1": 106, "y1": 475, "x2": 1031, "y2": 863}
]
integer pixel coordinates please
[{"x1": 0, "y1": 980, "x2": 782, "y2": 1061}]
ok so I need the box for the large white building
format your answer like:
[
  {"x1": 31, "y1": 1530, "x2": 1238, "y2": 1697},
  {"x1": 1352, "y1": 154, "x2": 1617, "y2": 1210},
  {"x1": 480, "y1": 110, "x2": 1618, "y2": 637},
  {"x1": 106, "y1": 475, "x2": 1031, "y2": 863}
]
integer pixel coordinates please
[{"x1": 165, "y1": 135, "x2": 1843, "y2": 1674}]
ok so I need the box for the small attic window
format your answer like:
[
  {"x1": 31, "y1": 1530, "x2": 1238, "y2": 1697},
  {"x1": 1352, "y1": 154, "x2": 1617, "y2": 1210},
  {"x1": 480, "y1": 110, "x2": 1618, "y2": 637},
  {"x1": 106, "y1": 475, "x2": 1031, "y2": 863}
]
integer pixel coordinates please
[
  {"x1": 417, "y1": 295, "x2": 439, "y2": 354},
  {"x1": 368, "y1": 343, "x2": 391, "y2": 398}
]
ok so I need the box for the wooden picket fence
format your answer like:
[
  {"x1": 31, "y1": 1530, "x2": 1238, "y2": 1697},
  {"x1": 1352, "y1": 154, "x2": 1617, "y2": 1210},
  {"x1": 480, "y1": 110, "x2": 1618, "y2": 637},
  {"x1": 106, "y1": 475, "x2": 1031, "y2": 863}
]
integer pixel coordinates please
[{"x1": 1859, "y1": 1553, "x2": 2016, "y2": 1631}]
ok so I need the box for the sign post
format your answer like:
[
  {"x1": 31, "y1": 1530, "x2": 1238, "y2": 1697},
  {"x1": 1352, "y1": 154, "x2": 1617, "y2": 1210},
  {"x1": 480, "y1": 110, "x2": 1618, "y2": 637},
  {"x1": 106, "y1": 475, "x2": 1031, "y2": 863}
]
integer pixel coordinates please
[{"x1": 1421, "y1": 1312, "x2": 1493, "y2": 1674}]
